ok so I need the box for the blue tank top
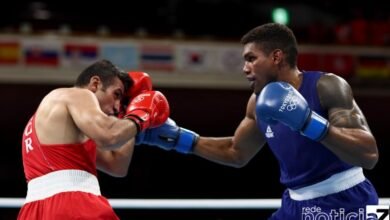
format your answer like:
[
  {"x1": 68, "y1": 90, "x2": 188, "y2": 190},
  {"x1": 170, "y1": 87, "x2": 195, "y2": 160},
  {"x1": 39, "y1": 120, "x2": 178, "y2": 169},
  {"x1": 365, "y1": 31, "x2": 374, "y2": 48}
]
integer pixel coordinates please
[{"x1": 258, "y1": 71, "x2": 352, "y2": 189}]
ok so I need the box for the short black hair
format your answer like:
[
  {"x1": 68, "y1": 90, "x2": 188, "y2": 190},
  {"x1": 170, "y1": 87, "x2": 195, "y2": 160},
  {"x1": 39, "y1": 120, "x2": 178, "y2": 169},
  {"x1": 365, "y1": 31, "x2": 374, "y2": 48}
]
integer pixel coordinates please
[
  {"x1": 241, "y1": 23, "x2": 298, "y2": 67},
  {"x1": 75, "y1": 59, "x2": 133, "y2": 91}
]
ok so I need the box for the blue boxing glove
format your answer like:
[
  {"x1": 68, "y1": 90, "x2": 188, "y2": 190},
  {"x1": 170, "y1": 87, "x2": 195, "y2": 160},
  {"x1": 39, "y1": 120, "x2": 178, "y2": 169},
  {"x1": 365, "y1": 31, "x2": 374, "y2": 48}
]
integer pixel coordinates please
[
  {"x1": 256, "y1": 82, "x2": 329, "y2": 141},
  {"x1": 136, "y1": 118, "x2": 199, "y2": 154}
]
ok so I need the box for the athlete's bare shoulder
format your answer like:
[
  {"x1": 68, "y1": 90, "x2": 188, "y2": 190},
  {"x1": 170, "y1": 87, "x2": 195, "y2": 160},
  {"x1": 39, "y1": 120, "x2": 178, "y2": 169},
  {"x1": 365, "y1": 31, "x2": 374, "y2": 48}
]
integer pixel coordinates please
[
  {"x1": 317, "y1": 73, "x2": 353, "y2": 110},
  {"x1": 45, "y1": 87, "x2": 94, "y2": 103},
  {"x1": 35, "y1": 87, "x2": 95, "y2": 144}
]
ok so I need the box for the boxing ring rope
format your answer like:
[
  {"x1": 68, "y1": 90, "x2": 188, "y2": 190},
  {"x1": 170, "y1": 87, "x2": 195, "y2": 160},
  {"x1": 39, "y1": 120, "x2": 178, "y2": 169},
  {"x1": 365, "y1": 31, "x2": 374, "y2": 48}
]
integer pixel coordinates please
[{"x1": 0, "y1": 198, "x2": 389, "y2": 209}]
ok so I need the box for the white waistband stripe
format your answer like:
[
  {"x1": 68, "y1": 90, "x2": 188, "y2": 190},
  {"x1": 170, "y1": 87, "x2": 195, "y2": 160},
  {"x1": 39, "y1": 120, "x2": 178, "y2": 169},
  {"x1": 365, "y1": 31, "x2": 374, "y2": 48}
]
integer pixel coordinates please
[
  {"x1": 25, "y1": 169, "x2": 101, "y2": 203},
  {"x1": 288, "y1": 167, "x2": 365, "y2": 201}
]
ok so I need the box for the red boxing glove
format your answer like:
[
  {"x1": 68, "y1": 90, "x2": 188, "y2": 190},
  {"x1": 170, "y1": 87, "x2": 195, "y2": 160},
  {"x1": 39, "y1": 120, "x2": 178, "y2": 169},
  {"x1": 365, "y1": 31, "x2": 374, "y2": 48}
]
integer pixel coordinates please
[
  {"x1": 124, "y1": 91, "x2": 170, "y2": 132},
  {"x1": 127, "y1": 71, "x2": 153, "y2": 100},
  {"x1": 119, "y1": 72, "x2": 153, "y2": 118}
]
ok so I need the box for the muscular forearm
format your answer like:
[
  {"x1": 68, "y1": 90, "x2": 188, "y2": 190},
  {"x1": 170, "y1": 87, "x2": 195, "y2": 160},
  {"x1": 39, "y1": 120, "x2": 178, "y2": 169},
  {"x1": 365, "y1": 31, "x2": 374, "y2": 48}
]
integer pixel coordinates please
[
  {"x1": 100, "y1": 118, "x2": 138, "y2": 150},
  {"x1": 97, "y1": 139, "x2": 135, "y2": 177},
  {"x1": 321, "y1": 126, "x2": 378, "y2": 169},
  {"x1": 192, "y1": 137, "x2": 248, "y2": 168}
]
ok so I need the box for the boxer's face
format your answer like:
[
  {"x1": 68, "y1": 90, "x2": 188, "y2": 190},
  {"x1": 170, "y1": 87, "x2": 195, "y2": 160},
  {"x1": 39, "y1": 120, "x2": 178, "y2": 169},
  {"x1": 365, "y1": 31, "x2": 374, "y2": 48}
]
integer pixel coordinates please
[
  {"x1": 242, "y1": 42, "x2": 277, "y2": 94},
  {"x1": 96, "y1": 77, "x2": 125, "y2": 116}
]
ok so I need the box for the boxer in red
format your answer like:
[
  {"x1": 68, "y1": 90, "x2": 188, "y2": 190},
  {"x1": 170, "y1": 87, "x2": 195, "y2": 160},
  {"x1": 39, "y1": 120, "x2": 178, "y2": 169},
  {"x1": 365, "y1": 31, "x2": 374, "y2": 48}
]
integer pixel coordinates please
[{"x1": 18, "y1": 60, "x2": 169, "y2": 220}]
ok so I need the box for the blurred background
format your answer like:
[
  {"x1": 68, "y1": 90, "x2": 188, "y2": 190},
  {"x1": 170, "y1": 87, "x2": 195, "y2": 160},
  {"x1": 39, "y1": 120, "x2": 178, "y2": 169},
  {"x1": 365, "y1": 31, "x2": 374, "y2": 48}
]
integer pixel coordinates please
[{"x1": 0, "y1": 0, "x2": 389, "y2": 219}]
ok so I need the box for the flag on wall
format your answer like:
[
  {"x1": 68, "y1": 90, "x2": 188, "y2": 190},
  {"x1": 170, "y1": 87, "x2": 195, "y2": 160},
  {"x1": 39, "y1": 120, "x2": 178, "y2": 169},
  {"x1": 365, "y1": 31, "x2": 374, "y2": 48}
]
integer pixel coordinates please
[
  {"x1": 101, "y1": 42, "x2": 138, "y2": 70},
  {"x1": 140, "y1": 45, "x2": 174, "y2": 71},
  {"x1": 0, "y1": 41, "x2": 20, "y2": 65},
  {"x1": 216, "y1": 47, "x2": 244, "y2": 74},
  {"x1": 356, "y1": 55, "x2": 390, "y2": 78},
  {"x1": 323, "y1": 54, "x2": 355, "y2": 78},
  {"x1": 62, "y1": 43, "x2": 98, "y2": 68},
  {"x1": 176, "y1": 45, "x2": 216, "y2": 73},
  {"x1": 298, "y1": 53, "x2": 355, "y2": 79},
  {"x1": 23, "y1": 40, "x2": 60, "y2": 67}
]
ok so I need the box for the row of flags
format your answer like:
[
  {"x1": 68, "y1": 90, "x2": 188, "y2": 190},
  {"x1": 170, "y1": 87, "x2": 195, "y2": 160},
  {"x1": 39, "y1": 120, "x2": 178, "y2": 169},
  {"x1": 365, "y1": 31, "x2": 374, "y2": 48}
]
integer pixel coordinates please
[
  {"x1": 0, "y1": 39, "x2": 243, "y2": 74},
  {"x1": 0, "y1": 39, "x2": 389, "y2": 79},
  {"x1": 298, "y1": 53, "x2": 390, "y2": 79}
]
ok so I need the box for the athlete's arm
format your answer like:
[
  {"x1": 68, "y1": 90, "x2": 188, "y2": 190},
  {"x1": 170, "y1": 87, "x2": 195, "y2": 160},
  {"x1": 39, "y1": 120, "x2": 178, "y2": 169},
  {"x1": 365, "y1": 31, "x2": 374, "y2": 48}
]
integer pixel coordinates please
[
  {"x1": 318, "y1": 73, "x2": 378, "y2": 169},
  {"x1": 96, "y1": 139, "x2": 135, "y2": 177},
  {"x1": 67, "y1": 88, "x2": 138, "y2": 150},
  {"x1": 192, "y1": 94, "x2": 267, "y2": 168}
]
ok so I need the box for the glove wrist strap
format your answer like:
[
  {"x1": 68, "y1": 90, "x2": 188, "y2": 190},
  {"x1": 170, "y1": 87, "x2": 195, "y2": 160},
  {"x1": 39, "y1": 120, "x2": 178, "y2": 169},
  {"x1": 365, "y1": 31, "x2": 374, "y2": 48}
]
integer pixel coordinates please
[
  {"x1": 124, "y1": 110, "x2": 151, "y2": 133},
  {"x1": 125, "y1": 115, "x2": 142, "y2": 133},
  {"x1": 175, "y1": 128, "x2": 199, "y2": 154},
  {"x1": 301, "y1": 111, "x2": 329, "y2": 141}
]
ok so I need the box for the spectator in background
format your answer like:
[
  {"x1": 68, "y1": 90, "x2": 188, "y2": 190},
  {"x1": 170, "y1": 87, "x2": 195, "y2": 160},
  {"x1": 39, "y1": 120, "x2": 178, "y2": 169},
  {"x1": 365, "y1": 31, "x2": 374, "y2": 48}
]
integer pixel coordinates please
[{"x1": 350, "y1": 9, "x2": 369, "y2": 45}]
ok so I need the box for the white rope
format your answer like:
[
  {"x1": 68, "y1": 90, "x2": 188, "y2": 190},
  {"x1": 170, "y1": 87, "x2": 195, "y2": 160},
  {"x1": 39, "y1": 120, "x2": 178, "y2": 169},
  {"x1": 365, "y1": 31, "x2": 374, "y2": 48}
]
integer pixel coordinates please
[
  {"x1": 109, "y1": 199, "x2": 281, "y2": 209},
  {"x1": 0, "y1": 198, "x2": 389, "y2": 209}
]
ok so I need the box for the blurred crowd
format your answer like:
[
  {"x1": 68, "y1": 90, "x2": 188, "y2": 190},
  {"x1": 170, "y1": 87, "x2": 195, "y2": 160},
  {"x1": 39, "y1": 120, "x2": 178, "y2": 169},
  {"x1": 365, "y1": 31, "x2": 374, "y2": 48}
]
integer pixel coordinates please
[
  {"x1": 304, "y1": 9, "x2": 389, "y2": 46},
  {"x1": 0, "y1": 1, "x2": 389, "y2": 46}
]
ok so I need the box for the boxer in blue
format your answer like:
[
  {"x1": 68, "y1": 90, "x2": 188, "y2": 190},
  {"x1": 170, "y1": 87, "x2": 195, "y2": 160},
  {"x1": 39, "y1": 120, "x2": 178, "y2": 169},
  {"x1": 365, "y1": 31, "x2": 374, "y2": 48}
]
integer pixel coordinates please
[{"x1": 137, "y1": 23, "x2": 379, "y2": 219}]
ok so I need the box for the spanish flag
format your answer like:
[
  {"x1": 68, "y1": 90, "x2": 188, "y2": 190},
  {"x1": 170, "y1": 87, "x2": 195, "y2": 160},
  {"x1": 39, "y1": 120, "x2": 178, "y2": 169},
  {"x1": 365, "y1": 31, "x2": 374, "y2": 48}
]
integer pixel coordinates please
[{"x1": 0, "y1": 42, "x2": 20, "y2": 65}]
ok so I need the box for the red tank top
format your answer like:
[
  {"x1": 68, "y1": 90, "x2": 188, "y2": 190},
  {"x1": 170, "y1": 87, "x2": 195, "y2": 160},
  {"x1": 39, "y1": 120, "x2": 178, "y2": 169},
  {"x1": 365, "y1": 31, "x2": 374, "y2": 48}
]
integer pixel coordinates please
[{"x1": 22, "y1": 114, "x2": 98, "y2": 182}]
